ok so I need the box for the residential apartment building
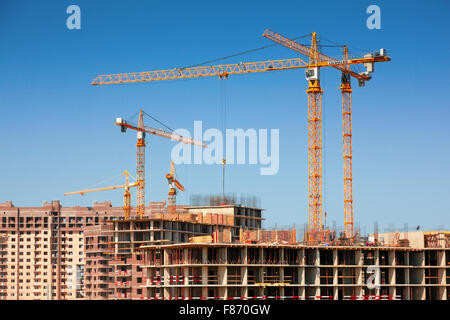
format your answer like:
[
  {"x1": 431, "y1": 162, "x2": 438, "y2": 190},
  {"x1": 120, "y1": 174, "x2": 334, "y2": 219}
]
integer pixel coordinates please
[{"x1": 0, "y1": 200, "x2": 123, "y2": 300}]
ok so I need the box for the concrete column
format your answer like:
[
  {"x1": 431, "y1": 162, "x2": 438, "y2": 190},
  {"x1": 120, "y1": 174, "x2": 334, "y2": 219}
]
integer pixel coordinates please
[
  {"x1": 298, "y1": 266, "x2": 304, "y2": 285},
  {"x1": 417, "y1": 286, "x2": 426, "y2": 300},
  {"x1": 437, "y1": 250, "x2": 446, "y2": 298},
  {"x1": 163, "y1": 249, "x2": 169, "y2": 266},
  {"x1": 298, "y1": 249, "x2": 304, "y2": 265},
  {"x1": 388, "y1": 251, "x2": 395, "y2": 266},
  {"x1": 217, "y1": 247, "x2": 228, "y2": 298},
  {"x1": 298, "y1": 249, "x2": 305, "y2": 299},
  {"x1": 389, "y1": 267, "x2": 396, "y2": 297},
  {"x1": 114, "y1": 221, "x2": 119, "y2": 255},
  {"x1": 389, "y1": 285, "x2": 396, "y2": 299},
  {"x1": 241, "y1": 266, "x2": 248, "y2": 298},
  {"x1": 437, "y1": 250, "x2": 445, "y2": 266},
  {"x1": 355, "y1": 285, "x2": 362, "y2": 299},
  {"x1": 183, "y1": 266, "x2": 189, "y2": 295},
  {"x1": 333, "y1": 286, "x2": 338, "y2": 300},
  {"x1": 409, "y1": 251, "x2": 424, "y2": 296},
  {"x1": 391, "y1": 265, "x2": 396, "y2": 283},
  {"x1": 258, "y1": 283, "x2": 264, "y2": 297},
  {"x1": 259, "y1": 247, "x2": 263, "y2": 264},
  {"x1": 374, "y1": 250, "x2": 379, "y2": 265},
  {"x1": 355, "y1": 250, "x2": 362, "y2": 266},
  {"x1": 313, "y1": 285, "x2": 320, "y2": 300},
  {"x1": 438, "y1": 286, "x2": 446, "y2": 300},
  {"x1": 333, "y1": 266, "x2": 338, "y2": 286},
  {"x1": 223, "y1": 246, "x2": 227, "y2": 263},
  {"x1": 314, "y1": 249, "x2": 320, "y2": 299},
  {"x1": 183, "y1": 248, "x2": 188, "y2": 265},
  {"x1": 201, "y1": 266, "x2": 207, "y2": 285},
  {"x1": 219, "y1": 266, "x2": 227, "y2": 286},
  {"x1": 219, "y1": 285, "x2": 227, "y2": 299},
  {"x1": 242, "y1": 247, "x2": 247, "y2": 264},
  {"x1": 130, "y1": 222, "x2": 134, "y2": 253},
  {"x1": 201, "y1": 266, "x2": 208, "y2": 298},
  {"x1": 201, "y1": 285, "x2": 208, "y2": 298},
  {"x1": 438, "y1": 267, "x2": 446, "y2": 285},
  {"x1": 375, "y1": 286, "x2": 381, "y2": 298},
  {"x1": 299, "y1": 285, "x2": 305, "y2": 300},
  {"x1": 355, "y1": 267, "x2": 362, "y2": 285},
  {"x1": 163, "y1": 267, "x2": 170, "y2": 298},
  {"x1": 202, "y1": 246, "x2": 207, "y2": 264},
  {"x1": 241, "y1": 265, "x2": 248, "y2": 284},
  {"x1": 314, "y1": 267, "x2": 320, "y2": 285},
  {"x1": 241, "y1": 286, "x2": 248, "y2": 298}
]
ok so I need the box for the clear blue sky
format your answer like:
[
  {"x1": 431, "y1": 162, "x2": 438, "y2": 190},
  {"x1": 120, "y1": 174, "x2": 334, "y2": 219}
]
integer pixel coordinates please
[{"x1": 0, "y1": 0, "x2": 449, "y2": 233}]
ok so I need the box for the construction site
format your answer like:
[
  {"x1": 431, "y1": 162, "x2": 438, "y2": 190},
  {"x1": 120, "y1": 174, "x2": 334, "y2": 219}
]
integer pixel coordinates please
[{"x1": 1, "y1": 26, "x2": 449, "y2": 301}]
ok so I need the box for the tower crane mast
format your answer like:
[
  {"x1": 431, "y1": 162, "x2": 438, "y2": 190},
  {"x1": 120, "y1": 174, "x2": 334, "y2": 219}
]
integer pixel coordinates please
[{"x1": 341, "y1": 46, "x2": 354, "y2": 239}]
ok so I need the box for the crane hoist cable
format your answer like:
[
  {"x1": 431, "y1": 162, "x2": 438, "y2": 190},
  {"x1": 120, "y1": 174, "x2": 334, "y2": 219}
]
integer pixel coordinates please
[
  {"x1": 125, "y1": 109, "x2": 175, "y2": 133},
  {"x1": 179, "y1": 33, "x2": 314, "y2": 70},
  {"x1": 322, "y1": 59, "x2": 327, "y2": 228},
  {"x1": 220, "y1": 77, "x2": 228, "y2": 199},
  {"x1": 81, "y1": 172, "x2": 124, "y2": 190},
  {"x1": 142, "y1": 110, "x2": 174, "y2": 132}
]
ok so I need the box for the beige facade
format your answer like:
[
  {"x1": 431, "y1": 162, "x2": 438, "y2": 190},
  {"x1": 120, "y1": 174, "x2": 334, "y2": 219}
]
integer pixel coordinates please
[
  {"x1": 0, "y1": 200, "x2": 123, "y2": 300},
  {"x1": 0, "y1": 200, "x2": 190, "y2": 300}
]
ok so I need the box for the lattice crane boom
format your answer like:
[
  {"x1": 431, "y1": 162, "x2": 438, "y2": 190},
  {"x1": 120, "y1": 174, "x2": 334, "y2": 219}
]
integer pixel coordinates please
[
  {"x1": 64, "y1": 170, "x2": 137, "y2": 219},
  {"x1": 64, "y1": 183, "x2": 137, "y2": 196},
  {"x1": 92, "y1": 57, "x2": 388, "y2": 86},
  {"x1": 115, "y1": 116, "x2": 207, "y2": 148}
]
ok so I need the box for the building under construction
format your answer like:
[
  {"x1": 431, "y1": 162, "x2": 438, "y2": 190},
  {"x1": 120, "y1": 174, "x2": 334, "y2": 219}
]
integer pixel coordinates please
[
  {"x1": 138, "y1": 237, "x2": 450, "y2": 301},
  {"x1": 1, "y1": 29, "x2": 448, "y2": 301},
  {"x1": 0, "y1": 200, "x2": 449, "y2": 300},
  {"x1": 101, "y1": 198, "x2": 449, "y2": 301}
]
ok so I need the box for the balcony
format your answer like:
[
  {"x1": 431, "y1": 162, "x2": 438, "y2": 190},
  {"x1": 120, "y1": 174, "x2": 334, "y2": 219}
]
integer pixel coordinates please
[
  {"x1": 114, "y1": 281, "x2": 130, "y2": 287},
  {"x1": 116, "y1": 270, "x2": 131, "y2": 276}
]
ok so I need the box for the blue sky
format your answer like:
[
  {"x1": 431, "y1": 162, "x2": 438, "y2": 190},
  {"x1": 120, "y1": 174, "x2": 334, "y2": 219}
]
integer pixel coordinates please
[{"x1": 0, "y1": 0, "x2": 449, "y2": 233}]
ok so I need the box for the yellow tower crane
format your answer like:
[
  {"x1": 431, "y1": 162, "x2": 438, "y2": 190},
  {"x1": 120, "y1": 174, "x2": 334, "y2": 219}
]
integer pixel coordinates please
[
  {"x1": 166, "y1": 160, "x2": 185, "y2": 214},
  {"x1": 115, "y1": 109, "x2": 206, "y2": 218},
  {"x1": 64, "y1": 170, "x2": 138, "y2": 219},
  {"x1": 92, "y1": 30, "x2": 390, "y2": 239},
  {"x1": 261, "y1": 29, "x2": 389, "y2": 242}
]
